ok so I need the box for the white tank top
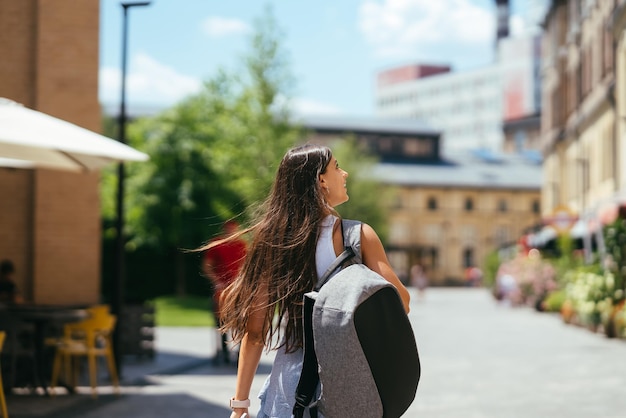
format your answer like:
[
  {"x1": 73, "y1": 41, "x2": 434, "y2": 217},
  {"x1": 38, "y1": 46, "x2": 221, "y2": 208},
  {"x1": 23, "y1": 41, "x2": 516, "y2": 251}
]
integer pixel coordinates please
[{"x1": 316, "y1": 214, "x2": 338, "y2": 279}]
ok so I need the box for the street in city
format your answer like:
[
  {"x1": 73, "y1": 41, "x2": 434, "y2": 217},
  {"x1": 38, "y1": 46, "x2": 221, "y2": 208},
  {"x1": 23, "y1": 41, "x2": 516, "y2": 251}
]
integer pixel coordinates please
[{"x1": 8, "y1": 288, "x2": 626, "y2": 418}]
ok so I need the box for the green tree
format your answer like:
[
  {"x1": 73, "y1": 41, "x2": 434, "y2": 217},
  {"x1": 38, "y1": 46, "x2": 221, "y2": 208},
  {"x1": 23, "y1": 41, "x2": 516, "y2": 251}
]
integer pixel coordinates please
[
  {"x1": 209, "y1": 5, "x2": 301, "y2": 206},
  {"x1": 102, "y1": 6, "x2": 303, "y2": 297},
  {"x1": 603, "y1": 218, "x2": 626, "y2": 302},
  {"x1": 127, "y1": 99, "x2": 246, "y2": 292},
  {"x1": 100, "y1": 7, "x2": 394, "y2": 300}
]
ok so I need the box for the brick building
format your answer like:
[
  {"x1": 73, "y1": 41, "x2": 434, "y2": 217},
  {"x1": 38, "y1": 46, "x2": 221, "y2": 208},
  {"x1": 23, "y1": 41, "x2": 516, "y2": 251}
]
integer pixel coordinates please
[{"x1": 0, "y1": 0, "x2": 101, "y2": 304}]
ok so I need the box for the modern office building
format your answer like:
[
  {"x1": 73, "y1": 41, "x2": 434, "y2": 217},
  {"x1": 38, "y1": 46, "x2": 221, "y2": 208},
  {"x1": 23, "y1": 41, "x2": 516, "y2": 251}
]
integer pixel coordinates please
[
  {"x1": 375, "y1": 33, "x2": 542, "y2": 153},
  {"x1": 376, "y1": 63, "x2": 504, "y2": 151},
  {"x1": 375, "y1": 0, "x2": 543, "y2": 154}
]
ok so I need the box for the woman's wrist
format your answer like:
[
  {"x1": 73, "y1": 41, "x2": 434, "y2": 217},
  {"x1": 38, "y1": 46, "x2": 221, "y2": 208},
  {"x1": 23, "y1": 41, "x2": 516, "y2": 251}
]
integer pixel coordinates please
[{"x1": 229, "y1": 397, "x2": 250, "y2": 410}]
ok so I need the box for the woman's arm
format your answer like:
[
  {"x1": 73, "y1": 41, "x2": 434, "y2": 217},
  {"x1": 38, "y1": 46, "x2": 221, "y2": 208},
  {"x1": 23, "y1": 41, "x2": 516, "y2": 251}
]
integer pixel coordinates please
[
  {"x1": 360, "y1": 223, "x2": 411, "y2": 313},
  {"x1": 230, "y1": 303, "x2": 268, "y2": 418}
]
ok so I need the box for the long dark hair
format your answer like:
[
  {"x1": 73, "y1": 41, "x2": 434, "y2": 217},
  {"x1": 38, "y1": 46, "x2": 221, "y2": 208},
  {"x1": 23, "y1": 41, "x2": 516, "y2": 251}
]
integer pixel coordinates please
[{"x1": 206, "y1": 144, "x2": 334, "y2": 352}]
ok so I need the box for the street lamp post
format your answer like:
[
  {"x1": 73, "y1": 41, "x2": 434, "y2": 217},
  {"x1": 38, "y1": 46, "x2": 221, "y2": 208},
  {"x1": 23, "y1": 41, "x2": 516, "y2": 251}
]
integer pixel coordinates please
[{"x1": 113, "y1": 0, "x2": 151, "y2": 375}]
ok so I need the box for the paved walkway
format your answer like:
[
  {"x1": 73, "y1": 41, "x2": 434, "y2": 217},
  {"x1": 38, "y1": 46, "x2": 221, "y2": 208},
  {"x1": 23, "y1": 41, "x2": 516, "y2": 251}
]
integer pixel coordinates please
[{"x1": 7, "y1": 288, "x2": 626, "y2": 417}]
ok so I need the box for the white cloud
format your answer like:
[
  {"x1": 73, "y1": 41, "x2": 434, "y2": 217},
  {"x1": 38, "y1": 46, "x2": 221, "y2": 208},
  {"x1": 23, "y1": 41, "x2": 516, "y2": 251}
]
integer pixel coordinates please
[
  {"x1": 358, "y1": 0, "x2": 495, "y2": 59},
  {"x1": 100, "y1": 56, "x2": 346, "y2": 117},
  {"x1": 99, "y1": 53, "x2": 202, "y2": 107},
  {"x1": 291, "y1": 98, "x2": 346, "y2": 116},
  {"x1": 272, "y1": 95, "x2": 345, "y2": 117},
  {"x1": 202, "y1": 16, "x2": 250, "y2": 38},
  {"x1": 99, "y1": 67, "x2": 122, "y2": 103}
]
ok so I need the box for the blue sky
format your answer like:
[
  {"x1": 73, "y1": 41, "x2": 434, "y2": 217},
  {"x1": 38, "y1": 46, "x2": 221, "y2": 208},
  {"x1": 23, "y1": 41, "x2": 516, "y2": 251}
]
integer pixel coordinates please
[{"x1": 99, "y1": 0, "x2": 542, "y2": 116}]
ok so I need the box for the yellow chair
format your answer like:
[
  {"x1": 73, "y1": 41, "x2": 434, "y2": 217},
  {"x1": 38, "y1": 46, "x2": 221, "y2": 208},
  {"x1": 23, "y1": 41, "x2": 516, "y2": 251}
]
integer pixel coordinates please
[
  {"x1": 45, "y1": 304, "x2": 110, "y2": 347},
  {"x1": 0, "y1": 331, "x2": 9, "y2": 417},
  {"x1": 57, "y1": 305, "x2": 111, "y2": 343},
  {"x1": 85, "y1": 305, "x2": 111, "y2": 320},
  {"x1": 50, "y1": 313, "x2": 119, "y2": 398}
]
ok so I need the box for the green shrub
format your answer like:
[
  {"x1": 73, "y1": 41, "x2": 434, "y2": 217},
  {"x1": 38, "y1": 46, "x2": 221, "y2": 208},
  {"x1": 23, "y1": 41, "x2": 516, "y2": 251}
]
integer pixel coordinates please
[
  {"x1": 483, "y1": 250, "x2": 501, "y2": 289},
  {"x1": 542, "y1": 289, "x2": 566, "y2": 312}
]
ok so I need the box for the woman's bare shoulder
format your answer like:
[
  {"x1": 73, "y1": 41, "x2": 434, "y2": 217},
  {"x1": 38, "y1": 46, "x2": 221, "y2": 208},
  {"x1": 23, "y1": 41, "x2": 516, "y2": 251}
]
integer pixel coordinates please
[{"x1": 360, "y1": 223, "x2": 382, "y2": 245}]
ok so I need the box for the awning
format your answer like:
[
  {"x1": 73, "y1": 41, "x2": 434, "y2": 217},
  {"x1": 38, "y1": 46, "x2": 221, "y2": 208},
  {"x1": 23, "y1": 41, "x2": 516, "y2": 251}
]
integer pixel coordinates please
[{"x1": 0, "y1": 98, "x2": 148, "y2": 171}]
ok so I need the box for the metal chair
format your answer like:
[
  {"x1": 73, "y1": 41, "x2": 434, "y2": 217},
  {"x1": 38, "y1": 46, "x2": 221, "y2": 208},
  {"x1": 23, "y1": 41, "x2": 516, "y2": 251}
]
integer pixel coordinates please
[{"x1": 0, "y1": 312, "x2": 37, "y2": 392}]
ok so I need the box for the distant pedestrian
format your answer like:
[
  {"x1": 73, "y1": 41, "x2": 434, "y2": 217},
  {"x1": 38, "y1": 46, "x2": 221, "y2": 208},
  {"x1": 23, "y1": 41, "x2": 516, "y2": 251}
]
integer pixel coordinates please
[
  {"x1": 497, "y1": 274, "x2": 519, "y2": 306},
  {"x1": 411, "y1": 264, "x2": 429, "y2": 299},
  {"x1": 203, "y1": 221, "x2": 247, "y2": 364},
  {"x1": 465, "y1": 266, "x2": 483, "y2": 287}
]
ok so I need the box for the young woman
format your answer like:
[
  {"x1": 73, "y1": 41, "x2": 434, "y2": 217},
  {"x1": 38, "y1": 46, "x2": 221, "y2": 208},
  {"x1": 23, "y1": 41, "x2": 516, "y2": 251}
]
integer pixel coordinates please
[{"x1": 204, "y1": 144, "x2": 410, "y2": 418}]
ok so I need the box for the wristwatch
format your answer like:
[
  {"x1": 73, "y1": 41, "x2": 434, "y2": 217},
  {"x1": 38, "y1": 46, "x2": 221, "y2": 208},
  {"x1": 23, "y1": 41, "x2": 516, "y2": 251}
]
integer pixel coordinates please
[{"x1": 229, "y1": 398, "x2": 251, "y2": 409}]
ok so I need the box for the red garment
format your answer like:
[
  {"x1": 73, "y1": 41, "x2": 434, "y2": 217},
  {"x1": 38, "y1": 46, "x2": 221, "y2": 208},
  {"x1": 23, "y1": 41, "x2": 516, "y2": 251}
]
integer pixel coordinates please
[{"x1": 204, "y1": 238, "x2": 246, "y2": 315}]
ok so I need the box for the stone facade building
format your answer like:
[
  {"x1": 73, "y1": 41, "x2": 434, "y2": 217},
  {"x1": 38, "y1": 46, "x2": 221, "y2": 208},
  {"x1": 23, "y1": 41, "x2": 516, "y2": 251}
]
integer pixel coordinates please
[
  {"x1": 302, "y1": 116, "x2": 542, "y2": 284},
  {"x1": 541, "y1": 0, "x2": 626, "y2": 229}
]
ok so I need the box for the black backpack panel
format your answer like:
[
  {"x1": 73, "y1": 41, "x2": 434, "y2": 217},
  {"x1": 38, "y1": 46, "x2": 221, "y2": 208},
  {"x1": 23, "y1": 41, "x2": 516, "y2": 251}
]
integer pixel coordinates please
[{"x1": 354, "y1": 287, "x2": 421, "y2": 418}]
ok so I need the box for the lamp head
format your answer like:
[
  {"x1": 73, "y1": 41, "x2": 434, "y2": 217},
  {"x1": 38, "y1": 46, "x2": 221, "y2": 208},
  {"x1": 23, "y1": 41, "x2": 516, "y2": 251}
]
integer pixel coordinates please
[{"x1": 121, "y1": 1, "x2": 151, "y2": 8}]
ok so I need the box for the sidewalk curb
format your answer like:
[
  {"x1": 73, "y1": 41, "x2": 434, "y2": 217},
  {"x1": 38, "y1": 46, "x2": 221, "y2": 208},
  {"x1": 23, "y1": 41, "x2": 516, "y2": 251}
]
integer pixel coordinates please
[{"x1": 122, "y1": 357, "x2": 212, "y2": 386}]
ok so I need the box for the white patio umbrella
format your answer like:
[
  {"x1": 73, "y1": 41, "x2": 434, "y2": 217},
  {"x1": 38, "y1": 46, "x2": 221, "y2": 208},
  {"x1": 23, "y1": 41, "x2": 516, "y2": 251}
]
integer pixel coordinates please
[{"x1": 0, "y1": 98, "x2": 148, "y2": 171}]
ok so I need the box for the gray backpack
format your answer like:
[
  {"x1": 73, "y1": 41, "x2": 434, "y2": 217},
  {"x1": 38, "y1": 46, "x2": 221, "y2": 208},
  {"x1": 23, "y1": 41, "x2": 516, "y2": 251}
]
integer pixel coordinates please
[{"x1": 294, "y1": 220, "x2": 420, "y2": 418}]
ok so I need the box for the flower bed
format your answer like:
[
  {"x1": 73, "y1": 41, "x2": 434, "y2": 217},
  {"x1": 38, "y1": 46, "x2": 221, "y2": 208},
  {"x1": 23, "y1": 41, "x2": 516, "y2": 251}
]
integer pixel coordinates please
[
  {"x1": 563, "y1": 269, "x2": 617, "y2": 331},
  {"x1": 488, "y1": 219, "x2": 626, "y2": 339},
  {"x1": 494, "y1": 249, "x2": 556, "y2": 308}
]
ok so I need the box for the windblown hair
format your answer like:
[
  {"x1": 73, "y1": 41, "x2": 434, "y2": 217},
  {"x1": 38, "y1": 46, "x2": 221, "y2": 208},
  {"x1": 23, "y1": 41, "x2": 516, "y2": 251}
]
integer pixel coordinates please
[{"x1": 206, "y1": 144, "x2": 334, "y2": 353}]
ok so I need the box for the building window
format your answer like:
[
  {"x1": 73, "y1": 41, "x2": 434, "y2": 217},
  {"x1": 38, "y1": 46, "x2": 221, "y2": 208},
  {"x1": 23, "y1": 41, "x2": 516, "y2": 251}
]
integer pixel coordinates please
[
  {"x1": 604, "y1": 24, "x2": 613, "y2": 75},
  {"x1": 531, "y1": 199, "x2": 540, "y2": 214},
  {"x1": 390, "y1": 223, "x2": 409, "y2": 242},
  {"x1": 576, "y1": 62, "x2": 582, "y2": 106},
  {"x1": 431, "y1": 247, "x2": 439, "y2": 269},
  {"x1": 391, "y1": 194, "x2": 403, "y2": 209},
  {"x1": 461, "y1": 225, "x2": 477, "y2": 243},
  {"x1": 611, "y1": 129, "x2": 618, "y2": 180},
  {"x1": 379, "y1": 138, "x2": 392, "y2": 152},
  {"x1": 514, "y1": 130, "x2": 526, "y2": 152},
  {"x1": 427, "y1": 197, "x2": 438, "y2": 211},
  {"x1": 498, "y1": 199, "x2": 508, "y2": 212},
  {"x1": 463, "y1": 247, "x2": 475, "y2": 268},
  {"x1": 403, "y1": 138, "x2": 433, "y2": 157},
  {"x1": 495, "y1": 226, "x2": 510, "y2": 246},
  {"x1": 603, "y1": 128, "x2": 615, "y2": 181},
  {"x1": 425, "y1": 224, "x2": 441, "y2": 242},
  {"x1": 464, "y1": 197, "x2": 474, "y2": 212}
]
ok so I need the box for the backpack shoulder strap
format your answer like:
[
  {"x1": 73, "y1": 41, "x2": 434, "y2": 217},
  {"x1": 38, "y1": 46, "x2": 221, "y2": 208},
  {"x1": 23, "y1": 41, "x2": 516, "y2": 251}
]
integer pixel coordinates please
[
  {"x1": 315, "y1": 219, "x2": 362, "y2": 291},
  {"x1": 341, "y1": 219, "x2": 362, "y2": 263}
]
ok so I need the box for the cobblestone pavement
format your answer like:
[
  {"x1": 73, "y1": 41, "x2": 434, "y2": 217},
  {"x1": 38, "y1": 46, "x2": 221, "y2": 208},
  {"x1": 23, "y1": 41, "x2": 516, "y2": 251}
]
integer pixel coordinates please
[{"x1": 8, "y1": 288, "x2": 626, "y2": 417}]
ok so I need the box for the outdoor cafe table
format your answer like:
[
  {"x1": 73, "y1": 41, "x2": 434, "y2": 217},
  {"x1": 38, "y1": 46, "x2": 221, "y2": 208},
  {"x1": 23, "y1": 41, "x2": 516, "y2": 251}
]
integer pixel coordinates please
[{"x1": 0, "y1": 304, "x2": 89, "y2": 394}]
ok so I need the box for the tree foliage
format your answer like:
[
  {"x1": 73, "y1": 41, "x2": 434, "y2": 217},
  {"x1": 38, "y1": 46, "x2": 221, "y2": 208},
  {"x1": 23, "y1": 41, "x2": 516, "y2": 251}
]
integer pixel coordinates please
[
  {"x1": 100, "y1": 6, "x2": 391, "y2": 298},
  {"x1": 100, "y1": 7, "x2": 302, "y2": 296},
  {"x1": 112, "y1": 7, "x2": 301, "y2": 247}
]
